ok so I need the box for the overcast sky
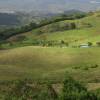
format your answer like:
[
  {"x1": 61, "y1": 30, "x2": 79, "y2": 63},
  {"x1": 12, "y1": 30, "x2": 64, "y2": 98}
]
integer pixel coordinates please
[{"x1": 0, "y1": 0, "x2": 100, "y2": 12}]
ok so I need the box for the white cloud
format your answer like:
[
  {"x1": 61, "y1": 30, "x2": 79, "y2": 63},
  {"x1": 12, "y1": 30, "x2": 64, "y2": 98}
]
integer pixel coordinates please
[{"x1": 90, "y1": 0, "x2": 100, "y2": 4}]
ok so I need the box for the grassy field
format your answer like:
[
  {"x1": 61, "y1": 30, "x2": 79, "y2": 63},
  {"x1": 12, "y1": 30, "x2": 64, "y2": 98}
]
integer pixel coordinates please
[{"x1": 0, "y1": 46, "x2": 100, "y2": 83}]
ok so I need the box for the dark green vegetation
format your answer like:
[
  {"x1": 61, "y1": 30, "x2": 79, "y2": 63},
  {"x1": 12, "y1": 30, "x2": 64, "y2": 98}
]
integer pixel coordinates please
[
  {"x1": 0, "y1": 22, "x2": 37, "y2": 41},
  {"x1": 61, "y1": 76, "x2": 97, "y2": 100},
  {"x1": 0, "y1": 76, "x2": 99, "y2": 100},
  {"x1": 0, "y1": 13, "x2": 20, "y2": 26}
]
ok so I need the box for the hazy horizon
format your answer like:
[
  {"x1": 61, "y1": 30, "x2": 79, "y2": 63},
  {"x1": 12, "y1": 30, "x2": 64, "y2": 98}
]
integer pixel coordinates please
[{"x1": 0, "y1": 0, "x2": 100, "y2": 13}]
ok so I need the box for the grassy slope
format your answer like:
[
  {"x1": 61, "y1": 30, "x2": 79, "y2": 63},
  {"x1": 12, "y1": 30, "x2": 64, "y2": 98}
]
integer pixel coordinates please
[
  {"x1": 0, "y1": 46, "x2": 100, "y2": 83},
  {"x1": 7, "y1": 12, "x2": 100, "y2": 47}
]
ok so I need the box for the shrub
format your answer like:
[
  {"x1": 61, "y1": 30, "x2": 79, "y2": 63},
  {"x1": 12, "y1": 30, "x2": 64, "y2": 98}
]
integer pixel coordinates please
[
  {"x1": 4, "y1": 80, "x2": 58, "y2": 100},
  {"x1": 94, "y1": 89, "x2": 100, "y2": 100},
  {"x1": 61, "y1": 76, "x2": 97, "y2": 100},
  {"x1": 70, "y1": 22, "x2": 76, "y2": 29},
  {"x1": 88, "y1": 42, "x2": 93, "y2": 46},
  {"x1": 90, "y1": 64, "x2": 99, "y2": 68},
  {"x1": 72, "y1": 66, "x2": 81, "y2": 69},
  {"x1": 39, "y1": 84, "x2": 58, "y2": 100},
  {"x1": 4, "y1": 80, "x2": 39, "y2": 100},
  {"x1": 96, "y1": 42, "x2": 100, "y2": 46},
  {"x1": 82, "y1": 66, "x2": 89, "y2": 70}
]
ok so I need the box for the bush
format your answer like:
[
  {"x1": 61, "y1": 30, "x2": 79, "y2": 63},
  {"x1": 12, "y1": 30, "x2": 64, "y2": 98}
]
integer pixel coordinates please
[
  {"x1": 96, "y1": 42, "x2": 100, "y2": 46},
  {"x1": 94, "y1": 89, "x2": 100, "y2": 100},
  {"x1": 4, "y1": 80, "x2": 58, "y2": 100},
  {"x1": 3, "y1": 76, "x2": 98, "y2": 100},
  {"x1": 4, "y1": 80, "x2": 38, "y2": 100},
  {"x1": 90, "y1": 64, "x2": 99, "y2": 68},
  {"x1": 39, "y1": 84, "x2": 58, "y2": 100},
  {"x1": 61, "y1": 76, "x2": 97, "y2": 100},
  {"x1": 82, "y1": 66, "x2": 89, "y2": 70},
  {"x1": 88, "y1": 42, "x2": 93, "y2": 46}
]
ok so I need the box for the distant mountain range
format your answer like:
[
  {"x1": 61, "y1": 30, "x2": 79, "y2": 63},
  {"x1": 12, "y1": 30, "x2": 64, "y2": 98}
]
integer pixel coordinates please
[
  {"x1": 0, "y1": 0, "x2": 99, "y2": 27},
  {"x1": 0, "y1": 9, "x2": 86, "y2": 27},
  {"x1": 0, "y1": 13, "x2": 20, "y2": 26},
  {"x1": 0, "y1": 12, "x2": 34, "y2": 27}
]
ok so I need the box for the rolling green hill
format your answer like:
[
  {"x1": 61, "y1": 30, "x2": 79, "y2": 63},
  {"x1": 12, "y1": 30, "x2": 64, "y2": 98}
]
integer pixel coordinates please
[
  {"x1": 6, "y1": 11, "x2": 100, "y2": 47},
  {"x1": 0, "y1": 11, "x2": 100, "y2": 91},
  {"x1": 0, "y1": 11, "x2": 100, "y2": 82},
  {"x1": 0, "y1": 46, "x2": 100, "y2": 83},
  {"x1": 0, "y1": 11, "x2": 100, "y2": 100}
]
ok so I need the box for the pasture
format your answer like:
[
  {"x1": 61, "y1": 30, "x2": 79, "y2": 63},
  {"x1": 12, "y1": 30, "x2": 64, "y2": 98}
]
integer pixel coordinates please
[{"x1": 0, "y1": 46, "x2": 100, "y2": 83}]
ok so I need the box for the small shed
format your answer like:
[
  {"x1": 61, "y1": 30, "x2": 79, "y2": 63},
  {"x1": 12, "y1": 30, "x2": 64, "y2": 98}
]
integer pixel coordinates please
[{"x1": 79, "y1": 44, "x2": 90, "y2": 48}]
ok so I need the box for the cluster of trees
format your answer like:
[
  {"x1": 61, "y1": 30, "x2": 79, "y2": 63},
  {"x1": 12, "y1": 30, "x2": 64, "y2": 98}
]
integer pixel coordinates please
[
  {"x1": 0, "y1": 22, "x2": 76, "y2": 42},
  {"x1": 89, "y1": 42, "x2": 100, "y2": 47},
  {"x1": 31, "y1": 40, "x2": 69, "y2": 47},
  {"x1": 1, "y1": 40, "x2": 100, "y2": 49},
  {"x1": 0, "y1": 40, "x2": 69, "y2": 49},
  {"x1": 37, "y1": 22, "x2": 76, "y2": 34},
  {"x1": 0, "y1": 22, "x2": 37, "y2": 41},
  {"x1": 39, "y1": 13, "x2": 86, "y2": 26},
  {"x1": 83, "y1": 42, "x2": 100, "y2": 47},
  {"x1": 96, "y1": 42, "x2": 100, "y2": 46},
  {"x1": 61, "y1": 77, "x2": 97, "y2": 100},
  {"x1": 2, "y1": 76, "x2": 100, "y2": 100}
]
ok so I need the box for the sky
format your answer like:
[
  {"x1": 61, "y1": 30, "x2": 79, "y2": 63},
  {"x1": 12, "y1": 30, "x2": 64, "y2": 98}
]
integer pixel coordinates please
[{"x1": 0, "y1": 0, "x2": 100, "y2": 13}]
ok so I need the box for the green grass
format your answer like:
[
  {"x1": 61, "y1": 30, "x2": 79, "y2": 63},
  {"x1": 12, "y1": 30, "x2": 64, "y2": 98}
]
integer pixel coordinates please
[{"x1": 0, "y1": 46, "x2": 100, "y2": 83}]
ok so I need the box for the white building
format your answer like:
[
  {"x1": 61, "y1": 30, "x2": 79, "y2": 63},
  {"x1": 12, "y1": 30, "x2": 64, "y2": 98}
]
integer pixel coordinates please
[{"x1": 79, "y1": 44, "x2": 90, "y2": 48}]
